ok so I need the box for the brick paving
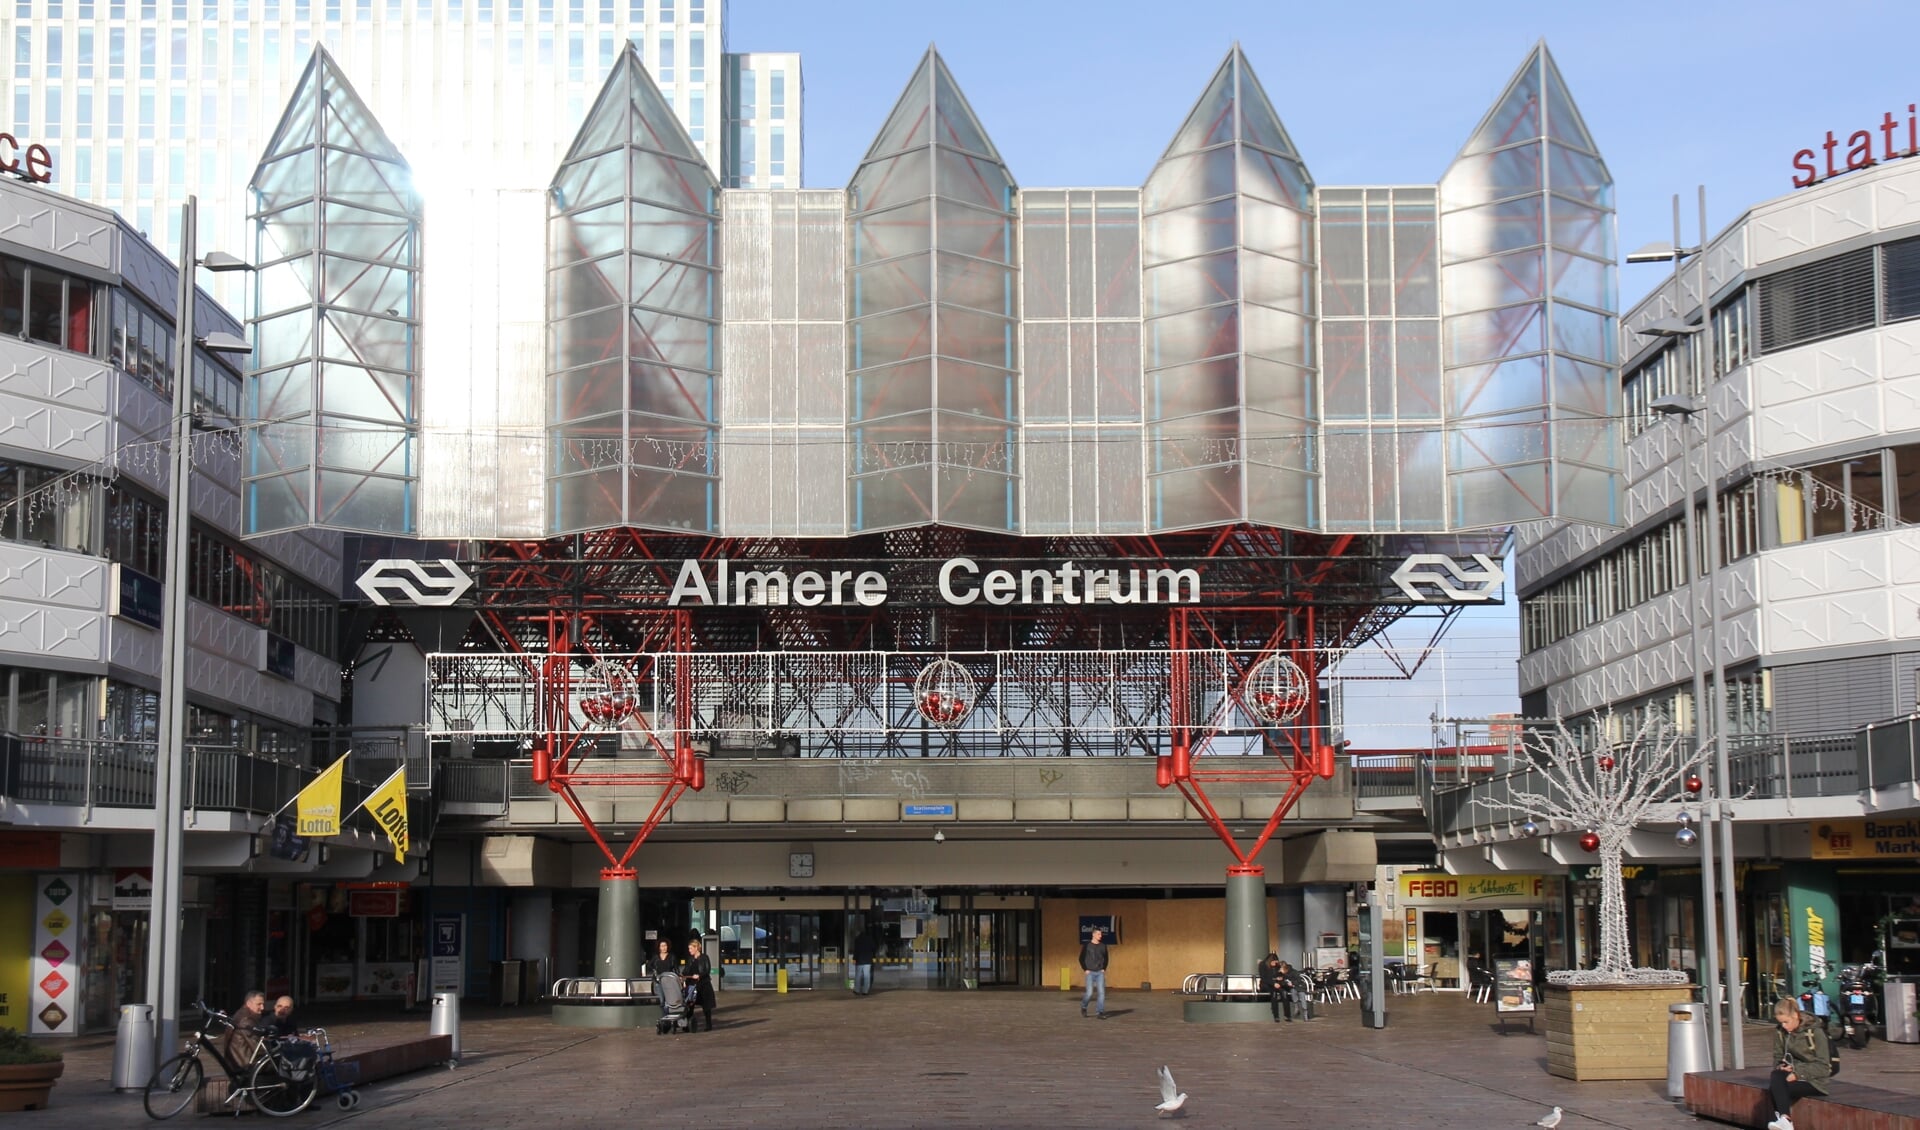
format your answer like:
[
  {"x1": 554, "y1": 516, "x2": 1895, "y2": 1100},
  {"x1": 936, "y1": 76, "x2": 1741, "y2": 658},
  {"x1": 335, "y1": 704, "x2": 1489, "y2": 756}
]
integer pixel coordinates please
[{"x1": 19, "y1": 989, "x2": 1920, "y2": 1128}]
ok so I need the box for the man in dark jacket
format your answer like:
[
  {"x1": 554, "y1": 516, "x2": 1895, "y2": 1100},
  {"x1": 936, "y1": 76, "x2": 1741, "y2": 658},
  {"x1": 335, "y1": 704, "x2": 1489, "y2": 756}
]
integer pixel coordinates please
[
  {"x1": 1258, "y1": 953, "x2": 1289, "y2": 1021},
  {"x1": 1079, "y1": 927, "x2": 1110, "y2": 1019},
  {"x1": 852, "y1": 931, "x2": 878, "y2": 996}
]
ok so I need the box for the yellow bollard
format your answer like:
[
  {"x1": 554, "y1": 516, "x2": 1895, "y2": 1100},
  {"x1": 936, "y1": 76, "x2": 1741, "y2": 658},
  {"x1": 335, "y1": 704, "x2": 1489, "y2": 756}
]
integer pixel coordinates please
[
  {"x1": 777, "y1": 966, "x2": 789, "y2": 994},
  {"x1": 1061, "y1": 966, "x2": 1072, "y2": 991}
]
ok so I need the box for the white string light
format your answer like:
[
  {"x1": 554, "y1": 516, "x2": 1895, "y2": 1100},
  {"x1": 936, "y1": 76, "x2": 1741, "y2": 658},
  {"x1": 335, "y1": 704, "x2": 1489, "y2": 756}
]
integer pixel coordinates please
[{"x1": 1478, "y1": 715, "x2": 1701, "y2": 986}]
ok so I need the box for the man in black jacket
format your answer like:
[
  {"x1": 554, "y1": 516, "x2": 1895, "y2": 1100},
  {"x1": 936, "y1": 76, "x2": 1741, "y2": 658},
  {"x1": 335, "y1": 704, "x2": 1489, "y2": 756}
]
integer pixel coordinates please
[
  {"x1": 852, "y1": 930, "x2": 878, "y2": 996},
  {"x1": 1079, "y1": 928, "x2": 1110, "y2": 1019}
]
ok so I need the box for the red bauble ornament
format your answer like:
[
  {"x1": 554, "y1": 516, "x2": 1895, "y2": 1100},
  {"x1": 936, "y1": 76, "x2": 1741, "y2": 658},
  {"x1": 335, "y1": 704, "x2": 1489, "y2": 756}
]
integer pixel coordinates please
[
  {"x1": 1684, "y1": 774, "x2": 1703, "y2": 793},
  {"x1": 1598, "y1": 755, "x2": 1616, "y2": 772},
  {"x1": 1579, "y1": 831, "x2": 1600, "y2": 853}
]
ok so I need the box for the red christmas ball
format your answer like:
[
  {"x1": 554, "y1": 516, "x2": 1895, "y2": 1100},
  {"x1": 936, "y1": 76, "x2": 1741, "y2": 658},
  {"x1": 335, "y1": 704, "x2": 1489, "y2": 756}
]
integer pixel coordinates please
[
  {"x1": 1684, "y1": 774, "x2": 1703, "y2": 793},
  {"x1": 1579, "y1": 831, "x2": 1600, "y2": 853},
  {"x1": 1598, "y1": 755, "x2": 1616, "y2": 772}
]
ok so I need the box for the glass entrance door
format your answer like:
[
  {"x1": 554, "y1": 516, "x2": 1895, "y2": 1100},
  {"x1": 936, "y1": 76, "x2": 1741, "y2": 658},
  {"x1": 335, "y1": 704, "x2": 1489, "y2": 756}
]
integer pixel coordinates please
[
  {"x1": 962, "y1": 911, "x2": 1036, "y2": 987},
  {"x1": 744, "y1": 912, "x2": 820, "y2": 990}
]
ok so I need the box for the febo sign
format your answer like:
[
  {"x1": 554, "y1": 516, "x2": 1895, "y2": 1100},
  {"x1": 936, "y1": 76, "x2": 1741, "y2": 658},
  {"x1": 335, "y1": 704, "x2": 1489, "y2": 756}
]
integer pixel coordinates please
[
  {"x1": 1791, "y1": 103, "x2": 1920, "y2": 188},
  {"x1": 0, "y1": 132, "x2": 52, "y2": 183}
]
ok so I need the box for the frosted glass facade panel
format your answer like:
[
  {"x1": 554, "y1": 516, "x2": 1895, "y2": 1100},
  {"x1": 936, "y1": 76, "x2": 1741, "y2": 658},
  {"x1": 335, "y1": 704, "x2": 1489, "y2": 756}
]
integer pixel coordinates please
[
  {"x1": 246, "y1": 48, "x2": 422, "y2": 535},
  {"x1": 547, "y1": 43, "x2": 720, "y2": 534}
]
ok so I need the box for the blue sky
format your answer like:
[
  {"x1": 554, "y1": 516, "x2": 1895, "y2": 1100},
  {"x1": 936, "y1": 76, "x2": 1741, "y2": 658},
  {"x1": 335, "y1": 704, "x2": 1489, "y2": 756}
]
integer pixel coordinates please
[{"x1": 730, "y1": 0, "x2": 1918, "y2": 746}]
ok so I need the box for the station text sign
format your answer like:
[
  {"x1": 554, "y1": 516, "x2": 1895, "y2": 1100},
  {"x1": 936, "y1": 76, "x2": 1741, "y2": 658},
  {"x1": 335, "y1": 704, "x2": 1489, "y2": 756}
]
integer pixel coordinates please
[
  {"x1": 667, "y1": 557, "x2": 1202, "y2": 608},
  {"x1": 1792, "y1": 103, "x2": 1920, "y2": 187}
]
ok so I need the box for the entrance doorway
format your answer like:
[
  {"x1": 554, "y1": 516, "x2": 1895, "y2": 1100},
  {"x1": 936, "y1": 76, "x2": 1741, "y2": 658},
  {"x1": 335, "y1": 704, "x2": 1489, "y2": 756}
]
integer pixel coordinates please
[
  {"x1": 1416, "y1": 909, "x2": 1461, "y2": 988},
  {"x1": 721, "y1": 910, "x2": 820, "y2": 990}
]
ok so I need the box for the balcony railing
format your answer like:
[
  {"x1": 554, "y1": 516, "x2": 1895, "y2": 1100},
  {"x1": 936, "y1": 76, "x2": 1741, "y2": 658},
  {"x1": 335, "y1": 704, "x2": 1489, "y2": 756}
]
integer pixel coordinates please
[
  {"x1": 1419, "y1": 723, "x2": 1917, "y2": 840},
  {"x1": 0, "y1": 733, "x2": 422, "y2": 820}
]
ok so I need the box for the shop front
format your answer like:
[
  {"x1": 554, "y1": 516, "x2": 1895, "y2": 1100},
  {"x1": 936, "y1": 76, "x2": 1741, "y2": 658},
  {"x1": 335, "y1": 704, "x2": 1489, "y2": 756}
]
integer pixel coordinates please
[
  {"x1": 1389, "y1": 870, "x2": 1561, "y2": 991},
  {"x1": 701, "y1": 892, "x2": 1039, "y2": 991}
]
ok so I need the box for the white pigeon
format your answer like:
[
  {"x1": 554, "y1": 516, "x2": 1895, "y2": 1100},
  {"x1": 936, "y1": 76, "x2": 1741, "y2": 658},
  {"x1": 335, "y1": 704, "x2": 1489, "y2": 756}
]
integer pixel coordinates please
[
  {"x1": 1535, "y1": 1108, "x2": 1563, "y2": 1129},
  {"x1": 1156, "y1": 1065, "x2": 1188, "y2": 1116}
]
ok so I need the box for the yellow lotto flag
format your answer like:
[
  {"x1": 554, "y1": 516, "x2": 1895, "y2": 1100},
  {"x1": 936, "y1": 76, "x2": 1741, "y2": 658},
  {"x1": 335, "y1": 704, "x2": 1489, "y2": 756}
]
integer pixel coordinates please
[
  {"x1": 359, "y1": 766, "x2": 409, "y2": 862},
  {"x1": 293, "y1": 755, "x2": 348, "y2": 837}
]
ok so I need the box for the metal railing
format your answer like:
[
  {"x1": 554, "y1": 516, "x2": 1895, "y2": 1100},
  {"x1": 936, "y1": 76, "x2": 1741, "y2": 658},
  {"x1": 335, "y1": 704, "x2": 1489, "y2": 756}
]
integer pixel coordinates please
[
  {"x1": 0, "y1": 732, "x2": 426, "y2": 819},
  {"x1": 1419, "y1": 727, "x2": 1892, "y2": 839}
]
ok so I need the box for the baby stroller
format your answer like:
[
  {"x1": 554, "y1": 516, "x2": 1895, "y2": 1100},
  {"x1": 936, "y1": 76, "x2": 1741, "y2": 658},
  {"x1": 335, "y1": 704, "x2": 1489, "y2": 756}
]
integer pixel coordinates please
[{"x1": 656, "y1": 971, "x2": 693, "y2": 1035}]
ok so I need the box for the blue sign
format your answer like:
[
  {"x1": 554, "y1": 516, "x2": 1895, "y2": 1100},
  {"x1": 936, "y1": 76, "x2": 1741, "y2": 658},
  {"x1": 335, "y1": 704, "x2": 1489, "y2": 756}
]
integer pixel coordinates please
[
  {"x1": 264, "y1": 632, "x2": 297, "y2": 679},
  {"x1": 113, "y1": 565, "x2": 164, "y2": 630},
  {"x1": 904, "y1": 804, "x2": 955, "y2": 817},
  {"x1": 1079, "y1": 916, "x2": 1120, "y2": 944},
  {"x1": 269, "y1": 814, "x2": 309, "y2": 862}
]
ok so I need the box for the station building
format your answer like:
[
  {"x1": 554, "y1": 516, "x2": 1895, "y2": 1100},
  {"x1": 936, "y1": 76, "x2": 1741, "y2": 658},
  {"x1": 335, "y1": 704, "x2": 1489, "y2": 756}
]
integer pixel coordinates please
[{"x1": 0, "y1": 38, "x2": 1626, "y2": 1028}]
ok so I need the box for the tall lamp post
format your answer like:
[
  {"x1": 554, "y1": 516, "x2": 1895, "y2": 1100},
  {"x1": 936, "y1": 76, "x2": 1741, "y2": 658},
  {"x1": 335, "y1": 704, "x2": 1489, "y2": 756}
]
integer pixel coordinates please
[
  {"x1": 143, "y1": 194, "x2": 252, "y2": 1064},
  {"x1": 1632, "y1": 185, "x2": 1744, "y2": 1070}
]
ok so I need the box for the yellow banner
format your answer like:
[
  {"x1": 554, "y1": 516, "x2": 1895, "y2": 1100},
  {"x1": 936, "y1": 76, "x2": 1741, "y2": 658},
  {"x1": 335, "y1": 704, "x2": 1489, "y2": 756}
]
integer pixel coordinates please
[
  {"x1": 359, "y1": 767, "x2": 409, "y2": 863},
  {"x1": 1398, "y1": 872, "x2": 1551, "y2": 904},
  {"x1": 294, "y1": 755, "x2": 348, "y2": 837},
  {"x1": 1810, "y1": 818, "x2": 1920, "y2": 860}
]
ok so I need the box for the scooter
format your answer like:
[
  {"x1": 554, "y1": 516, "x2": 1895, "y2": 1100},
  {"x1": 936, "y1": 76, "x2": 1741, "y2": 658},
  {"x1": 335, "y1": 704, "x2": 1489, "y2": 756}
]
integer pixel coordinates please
[
  {"x1": 1800, "y1": 974, "x2": 1840, "y2": 1042},
  {"x1": 1836, "y1": 963, "x2": 1878, "y2": 1049}
]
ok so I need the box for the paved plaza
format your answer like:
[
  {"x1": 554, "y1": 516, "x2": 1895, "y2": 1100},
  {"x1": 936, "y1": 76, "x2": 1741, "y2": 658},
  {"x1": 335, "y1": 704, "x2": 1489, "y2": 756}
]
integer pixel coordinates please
[{"x1": 20, "y1": 989, "x2": 1920, "y2": 1128}]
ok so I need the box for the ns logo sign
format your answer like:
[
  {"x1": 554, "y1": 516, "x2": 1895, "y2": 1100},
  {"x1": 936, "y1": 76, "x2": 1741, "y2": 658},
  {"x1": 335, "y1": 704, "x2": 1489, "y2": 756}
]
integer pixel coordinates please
[
  {"x1": 354, "y1": 559, "x2": 475, "y2": 606},
  {"x1": 1390, "y1": 554, "x2": 1505, "y2": 603}
]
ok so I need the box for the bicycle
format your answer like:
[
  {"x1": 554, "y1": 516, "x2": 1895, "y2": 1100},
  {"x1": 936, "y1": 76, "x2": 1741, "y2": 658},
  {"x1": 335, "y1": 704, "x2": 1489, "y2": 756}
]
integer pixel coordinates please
[{"x1": 142, "y1": 1001, "x2": 318, "y2": 1119}]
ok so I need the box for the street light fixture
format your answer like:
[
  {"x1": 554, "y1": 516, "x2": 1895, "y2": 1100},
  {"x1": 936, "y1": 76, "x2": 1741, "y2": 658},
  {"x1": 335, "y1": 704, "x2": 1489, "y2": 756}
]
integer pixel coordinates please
[
  {"x1": 143, "y1": 194, "x2": 253, "y2": 1067},
  {"x1": 1634, "y1": 187, "x2": 1744, "y2": 1070}
]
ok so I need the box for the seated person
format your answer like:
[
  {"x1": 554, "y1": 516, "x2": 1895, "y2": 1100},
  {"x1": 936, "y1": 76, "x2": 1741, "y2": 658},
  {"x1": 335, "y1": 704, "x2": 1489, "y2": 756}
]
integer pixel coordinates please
[
  {"x1": 228, "y1": 991, "x2": 269, "y2": 1063},
  {"x1": 265, "y1": 995, "x2": 318, "y2": 1077}
]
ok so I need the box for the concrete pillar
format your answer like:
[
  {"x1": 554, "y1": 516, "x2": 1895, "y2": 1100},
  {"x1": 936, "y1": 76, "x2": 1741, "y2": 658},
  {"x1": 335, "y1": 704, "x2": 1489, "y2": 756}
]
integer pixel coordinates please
[
  {"x1": 1303, "y1": 884, "x2": 1346, "y2": 958},
  {"x1": 592, "y1": 874, "x2": 642, "y2": 979},
  {"x1": 1224, "y1": 869, "x2": 1268, "y2": 977},
  {"x1": 1275, "y1": 887, "x2": 1306, "y2": 964}
]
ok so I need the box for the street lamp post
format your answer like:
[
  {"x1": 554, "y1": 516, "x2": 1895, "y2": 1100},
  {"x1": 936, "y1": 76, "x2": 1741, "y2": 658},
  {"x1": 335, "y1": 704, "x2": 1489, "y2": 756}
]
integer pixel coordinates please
[
  {"x1": 142, "y1": 194, "x2": 252, "y2": 1064},
  {"x1": 1638, "y1": 185, "x2": 1745, "y2": 1070}
]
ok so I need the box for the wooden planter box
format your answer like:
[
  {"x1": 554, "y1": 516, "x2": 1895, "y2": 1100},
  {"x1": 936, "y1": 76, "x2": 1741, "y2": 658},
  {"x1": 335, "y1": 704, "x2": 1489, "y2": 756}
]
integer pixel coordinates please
[
  {"x1": 1544, "y1": 983, "x2": 1693, "y2": 1081},
  {"x1": 0, "y1": 1059, "x2": 64, "y2": 1111}
]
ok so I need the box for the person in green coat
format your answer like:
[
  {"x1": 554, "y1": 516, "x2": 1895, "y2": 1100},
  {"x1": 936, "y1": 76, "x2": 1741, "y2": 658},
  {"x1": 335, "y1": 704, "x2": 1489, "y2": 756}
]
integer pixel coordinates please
[{"x1": 1767, "y1": 996, "x2": 1832, "y2": 1130}]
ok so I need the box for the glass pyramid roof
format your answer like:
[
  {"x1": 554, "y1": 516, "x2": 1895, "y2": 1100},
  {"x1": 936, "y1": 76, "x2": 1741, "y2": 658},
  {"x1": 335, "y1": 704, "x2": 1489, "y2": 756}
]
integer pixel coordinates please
[{"x1": 1153, "y1": 46, "x2": 1312, "y2": 205}]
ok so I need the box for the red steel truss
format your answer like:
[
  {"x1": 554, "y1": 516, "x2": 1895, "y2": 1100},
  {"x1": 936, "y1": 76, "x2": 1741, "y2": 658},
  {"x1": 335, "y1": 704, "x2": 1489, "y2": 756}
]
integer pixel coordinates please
[{"x1": 406, "y1": 525, "x2": 1401, "y2": 876}]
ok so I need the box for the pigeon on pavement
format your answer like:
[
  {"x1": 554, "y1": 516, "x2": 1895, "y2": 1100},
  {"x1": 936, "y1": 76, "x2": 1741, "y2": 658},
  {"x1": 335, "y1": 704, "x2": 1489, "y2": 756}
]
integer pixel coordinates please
[{"x1": 1156, "y1": 1065, "x2": 1188, "y2": 1116}]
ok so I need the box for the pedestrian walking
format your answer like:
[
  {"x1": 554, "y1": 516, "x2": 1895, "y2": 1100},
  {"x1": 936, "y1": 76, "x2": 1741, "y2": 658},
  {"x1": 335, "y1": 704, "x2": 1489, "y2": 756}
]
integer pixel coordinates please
[
  {"x1": 1079, "y1": 927, "x2": 1110, "y2": 1019},
  {"x1": 683, "y1": 937, "x2": 716, "y2": 1031},
  {"x1": 852, "y1": 930, "x2": 877, "y2": 996}
]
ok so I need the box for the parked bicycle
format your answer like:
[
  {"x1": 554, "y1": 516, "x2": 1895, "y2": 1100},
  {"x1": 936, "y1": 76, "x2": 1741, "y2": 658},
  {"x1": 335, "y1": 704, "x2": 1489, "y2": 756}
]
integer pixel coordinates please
[{"x1": 142, "y1": 1000, "x2": 318, "y2": 1119}]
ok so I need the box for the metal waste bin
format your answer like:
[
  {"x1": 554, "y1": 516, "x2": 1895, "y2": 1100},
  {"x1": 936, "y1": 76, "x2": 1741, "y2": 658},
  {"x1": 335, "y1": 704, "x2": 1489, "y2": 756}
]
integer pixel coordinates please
[
  {"x1": 1887, "y1": 980, "x2": 1919, "y2": 1044},
  {"x1": 112, "y1": 1004, "x2": 155, "y2": 1091},
  {"x1": 1668, "y1": 1002, "x2": 1710, "y2": 1099},
  {"x1": 430, "y1": 993, "x2": 462, "y2": 1059}
]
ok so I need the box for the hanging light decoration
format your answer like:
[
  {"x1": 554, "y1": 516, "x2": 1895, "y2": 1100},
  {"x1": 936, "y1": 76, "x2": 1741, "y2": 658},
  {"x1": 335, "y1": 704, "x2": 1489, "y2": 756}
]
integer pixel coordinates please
[
  {"x1": 579, "y1": 659, "x2": 639, "y2": 728},
  {"x1": 1676, "y1": 825, "x2": 1699, "y2": 848},
  {"x1": 1579, "y1": 830, "x2": 1600, "y2": 853},
  {"x1": 914, "y1": 658, "x2": 976, "y2": 728},
  {"x1": 1243, "y1": 655, "x2": 1311, "y2": 725},
  {"x1": 1684, "y1": 773, "x2": 1704, "y2": 794},
  {"x1": 1598, "y1": 755, "x2": 1616, "y2": 772},
  {"x1": 1521, "y1": 818, "x2": 1540, "y2": 838}
]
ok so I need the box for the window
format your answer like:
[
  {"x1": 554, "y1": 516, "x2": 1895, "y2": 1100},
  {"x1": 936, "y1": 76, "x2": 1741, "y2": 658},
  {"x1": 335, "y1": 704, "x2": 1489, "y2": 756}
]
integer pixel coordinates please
[
  {"x1": 686, "y1": 29, "x2": 700, "y2": 81},
  {"x1": 1887, "y1": 236, "x2": 1920, "y2": 324},
  {"x1": 109, "y1": 28, "x2": 124, "y2": 78},
  {"x1": 687, "y1": 88, "x2": 702, "y2": 142},
  {"x1": 734, "y1": 123, "x2": 753, "y2": 178},
  {"x1": 770, "y1": 68, "x2": 784, "y2": 120},
  {"x1": 0, "y1": 255, "x2": 94, "y2": 354},
  {"x1": 1711, "y1": 290, "x2": 1749, "y2": 375},
  {"x1": 170, "y1": 28, "x2": 187, "y2": 80},
  {"x1": 734, "y1": 64, "x2": 754, "y2": 118},
  {"x1": 658, "y1": 28, "x2": 672, "y2": 82},
  {"x1": 769, "y1": 125, "x2": 783, "y2": 178},
  {"x1": 77, "y1": 28, "x2": 92, "y2": 80},
  {"x1": 567, "y1": 29, "x2": 582, "y2": 78},
  {"x1": 1621, "y1": 343, "x2": 1692, "y2": 437},
  {"x1": 45, "y1": 28, "x2": 60, "y2": 79},
  {"x1": 140, "y1": 28, "x2": 156, "y2": 79},
  {"x1": 1756, "y1": 247, "x2": 1875, "y2": 352},
  {"x1": 686, "y1": 0, "x2": 698, "y2": 21}
]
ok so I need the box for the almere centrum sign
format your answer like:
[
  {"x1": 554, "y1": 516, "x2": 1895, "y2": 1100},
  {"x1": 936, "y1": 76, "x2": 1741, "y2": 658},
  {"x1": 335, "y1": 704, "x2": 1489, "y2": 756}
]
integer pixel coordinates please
[{"x1": 667, "y1": 557, "x2": 1203, "y2": 608}]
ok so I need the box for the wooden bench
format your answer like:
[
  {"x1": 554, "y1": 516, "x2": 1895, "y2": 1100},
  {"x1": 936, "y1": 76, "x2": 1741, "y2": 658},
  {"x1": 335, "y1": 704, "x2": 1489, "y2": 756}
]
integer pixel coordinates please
[
  {"x1": 1685, "y1": 1067, "x2": 1920, "y2": 1129},
  {"x1": 198, "y1": 1035, "x2": 454, "y2": 1114}
]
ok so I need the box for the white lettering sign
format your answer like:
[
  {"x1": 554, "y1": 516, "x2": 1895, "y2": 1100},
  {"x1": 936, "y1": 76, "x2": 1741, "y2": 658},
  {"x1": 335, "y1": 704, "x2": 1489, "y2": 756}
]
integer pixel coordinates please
[{"x1": 667, "y1": 558, "x2": 1203, "y2": 608}]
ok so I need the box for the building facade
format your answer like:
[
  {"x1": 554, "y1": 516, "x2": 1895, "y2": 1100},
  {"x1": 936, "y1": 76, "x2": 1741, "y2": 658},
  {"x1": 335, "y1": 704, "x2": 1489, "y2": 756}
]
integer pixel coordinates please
[{"x1": 1439, "y1": 155, "x2": 1920, "y2": 1017}]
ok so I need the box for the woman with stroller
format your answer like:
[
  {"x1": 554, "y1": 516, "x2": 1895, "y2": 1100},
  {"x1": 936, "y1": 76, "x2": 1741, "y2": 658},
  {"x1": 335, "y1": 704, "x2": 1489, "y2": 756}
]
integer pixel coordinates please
[
  {"x1": 648, "y1": 939, "x2": 677, "y2": 979},
  {"x1": 682, "y1": 937, "x2": 716, "y2": 1031}
]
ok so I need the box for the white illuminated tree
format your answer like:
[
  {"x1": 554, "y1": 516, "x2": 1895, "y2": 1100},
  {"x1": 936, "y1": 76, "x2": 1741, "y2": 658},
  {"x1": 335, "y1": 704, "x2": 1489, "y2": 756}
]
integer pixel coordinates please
[{"x1": 1478, "y1": 715, "x2": 1703, "y2": 985}]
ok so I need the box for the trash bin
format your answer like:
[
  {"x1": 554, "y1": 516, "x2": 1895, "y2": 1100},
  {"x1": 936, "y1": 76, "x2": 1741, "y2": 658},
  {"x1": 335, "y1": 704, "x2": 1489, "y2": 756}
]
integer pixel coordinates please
[
  {"x1": 1668, "y1": 1002, "x2": 1710, "y2": 1099},
  {"x1": 492, "y1": 959, "x2": 523, "y2": 1007},
  {"x1": 430, "y1": 993, "x2": 462, "y2": 1059},
  {"x1": 112, "y1": 1004, "x2": 155, "y2": 1091},
  {"x1": 1887, "y1": 980, "x2": 1919, "y2": 1044}
]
